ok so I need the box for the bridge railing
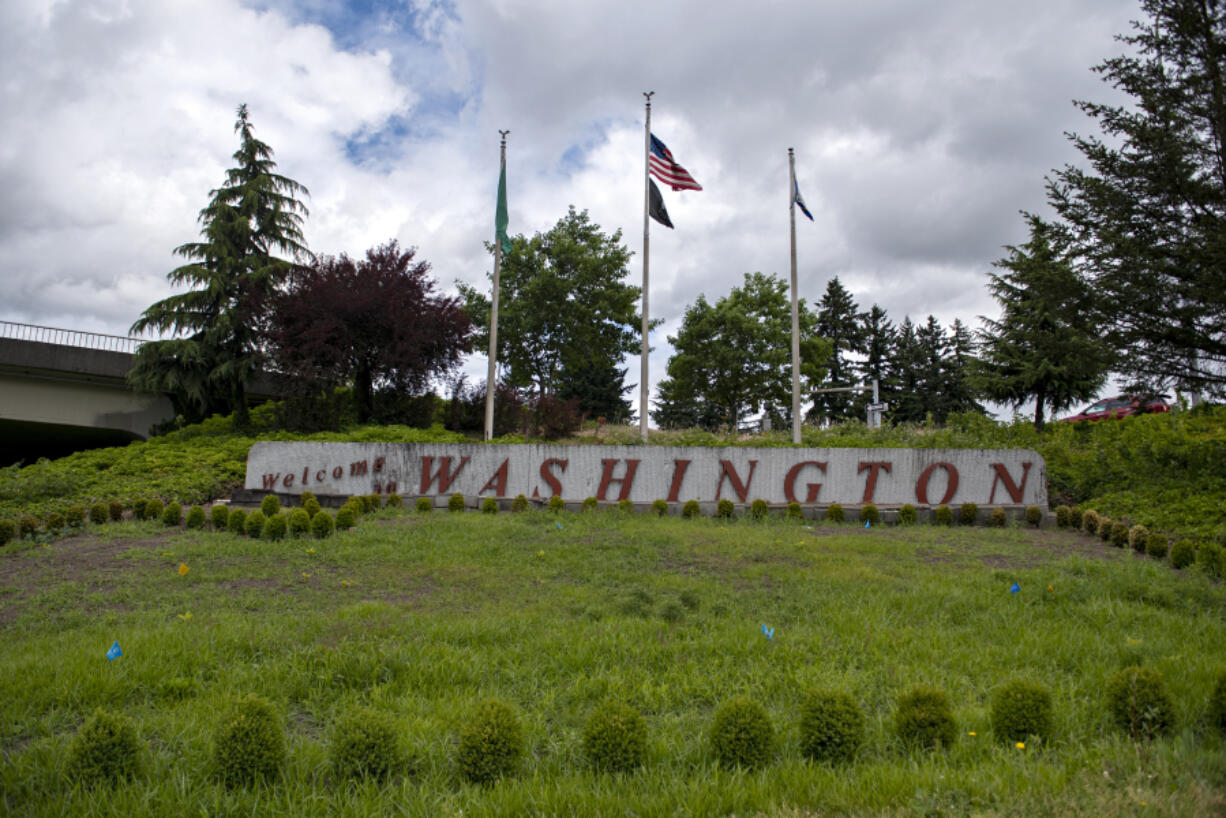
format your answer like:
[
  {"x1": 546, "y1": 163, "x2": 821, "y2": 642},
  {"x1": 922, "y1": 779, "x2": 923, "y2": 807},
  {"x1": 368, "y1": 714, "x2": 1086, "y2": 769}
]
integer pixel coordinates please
[{"x1": 0, "y1": 320, "x2": 144, "y2": 354}]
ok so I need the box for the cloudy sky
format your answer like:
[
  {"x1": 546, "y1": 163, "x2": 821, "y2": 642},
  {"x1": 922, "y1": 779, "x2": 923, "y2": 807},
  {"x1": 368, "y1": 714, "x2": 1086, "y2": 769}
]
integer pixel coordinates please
[{"x1": 1, "y1": 0, "x2": 1140, "y2": 416}]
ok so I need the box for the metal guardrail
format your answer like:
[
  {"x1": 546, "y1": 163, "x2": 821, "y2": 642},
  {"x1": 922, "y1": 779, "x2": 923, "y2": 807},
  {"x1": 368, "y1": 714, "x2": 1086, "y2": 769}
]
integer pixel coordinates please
[{"x1": 0, "y1": 320, "x2": 144, "y2": 354}]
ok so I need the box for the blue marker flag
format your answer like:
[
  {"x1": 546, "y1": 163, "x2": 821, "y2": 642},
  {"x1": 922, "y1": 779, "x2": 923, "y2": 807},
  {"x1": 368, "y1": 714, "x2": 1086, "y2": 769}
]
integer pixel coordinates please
[
  {"x1": 761, "y1": 624, "x2": 774, "y2": 640},
  {"x1": 1010, "y1": 582, "x2": 1021, "y2": 594},
  {"x1": 555, "y1": 522, "x2": 563, "y2": 530},
  {"x1": 106, "y1": 641, "x2": 122, "y2": 661},
  {"x1": 864, "y1": 520, "x2": 871, "y2": 529}
]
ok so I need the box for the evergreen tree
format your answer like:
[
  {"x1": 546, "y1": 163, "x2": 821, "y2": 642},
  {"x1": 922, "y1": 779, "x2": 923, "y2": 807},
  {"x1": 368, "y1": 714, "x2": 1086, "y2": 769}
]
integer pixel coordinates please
[
  {"x1": 1048, "y1": 0, "x2": 1226, "y2": 396},
  {"x1": 556, "y1": 359, "x2": 635, "y2": 424},
  {"x1": 943, "y1": 318, "x2": 986, "y2": 418},
  {"x1": 888, "y1": 318, "x2": 928, "y2": 423},
  {"x1": 975, "y1": 215, "x2": 1112, "y2": 429},
  {"x1": 852, "y1": 304, "x2": 896, "y2": 419},
  {"x1": 809, "y1": 277, "x2": 865, "y2": 423},
  {"x1": 914, "y1": 316, "x2": 950, "y2": 422},
  {"x1": 129, "y1": 105, "x2": 309, "y2": 426}
]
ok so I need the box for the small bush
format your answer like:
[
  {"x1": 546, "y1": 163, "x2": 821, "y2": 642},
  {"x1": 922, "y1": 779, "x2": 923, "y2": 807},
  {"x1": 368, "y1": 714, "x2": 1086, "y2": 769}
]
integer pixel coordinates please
[
  {"x1": 861, "y1": 504, "x2": 880, "y2": 525},
  {"x1": 262, "y1": 512, "x2": 288, "y2": 541},
  {"x1": 959, "y1": 503, "x2": 978, "y2": 526},
  {"x1": 161, "y1": 501, "x2": 182, "y2": 527},
  {"x1": 300, "y1": 491, "x2": 317, "y2": 505},
  {"x1": 302, "y1": 497, "x2": 322, "y2": 518},
  {"x1": 1110, "y1": 521, "x2": 1130, "y2": 549},
  {"x1": 213, "y1": 694, "x2": 286, "y2": 786},
  {"x1": 456, "y1": 698, "x2": 525, "y2": 785},
  {"x1": 260, "y1": 495, "x2": 280, "y2": 517},
  {"x1": 481, "y1": 497, "x2": 498, "y2": 514},
  {"x1": 651, "y1": 499, "x2": 668, "y2": 517},
  {"x1": 364, "y1": 494, "x2": 382, "y2": 512},
  {"x1": 1069, "y1": 507, "x2": 1084, "y2": 529},
  {"x1": 1105, "y1": 666, "x2": 1175, "y2": 740},
  {"x1": 1146, "y1": 532, "x2": 1169, "y2": 560},
  {"x1": 1054, "y1": 505, "x2": 1071, "y2": 528},
  {"x1": 709, "y1": 696, "x2": 773, "y2": 769},
  {"x1": 185, "y1": 505, "x2": 207, "y2": 530},
  {"x1": 66, "y1": 708, "x2": 142, "y2": 783},
  {"x1": 1126, "y1": 524, "x2": 1148, "y2": 552},
  {"x1": 798, "y1": 689, "x2": 864, "y2": 764},
  {"x1": 1098, "y1": 517, "x2": 1115, "y2": 542},
  {"x1": 19, "y1": 514, "x2": 39, "y2": 538},
  {"x1": 617, "y1": 498, "x2": 633, "y2": 514},
  {"x1": 143, "y1": 498, "x2": 163, "y2": 522},
  {"x1": 582, "y1": 496, "x2": 598, "y2": 512},
  {"x1": 310, "y1": 511, "x2": 335, "y2": 539},
  {"x1": 287, "y1": 508, "x2": 310, "y2": 536},
  {"x1": 682, "y1": 500, "x2": 700, "y2": 518},
  {"x1": 1171, "y1": 540, "x2": 1196, "y2": 569},
  {"x1": 894, "y1": 686, "x2": 956, "y2": 750},
  {"x1": 898, "y1": 504, "x2": 917, "y2": 525},
  {"x1": 89, "y1": 503, "x2": 108, "y2": 525},
  {"x1": 108, "y1": 499, "x2": 125, "y2": 522},
  {"x1": 716, "y1": 499, "x2": 735, "y2": 519},
  {"x1": 245, "y1": 510, "x2": 266, "y2": 538},
  {"x1": 511, "y1": 494, "x2": 529, "y2": 513},
  {"x1": 131, "y1": 498, "x2": 148, "y2": 520},
  {"x1": 65, "y1": 505, "x2": 86, "y2": 528},
  {"x1": 416, "y1": 497, "x2": 432, "y2": 513},
  {"x1": 45, "y1": 511, "x2": 66, "y2": 532},
  {"x1": 825, "y1": 503, "x2": 845, "y2": 523},
  {"x1": 786, "y1": 502, "x2": 804, "y2": 521},
  {"x1": 1196, "y1": 541, "x2": 1223, "y2": 577},
  {"x1": 750, "y1": 499, "x2": 768, "y2": 520},
  {"x1": 448, "y1": 493, "x2": 465, "y2": 512},
  {"x1": 583, "y1": 700, "x2": 647, "y2": 773},
  {"x1": 1025, "y1": 505, "x2": 1042, "y2": 527},
  {"x1": 989, "y1": 508, "x2": 1007, "y2": 528},
  {"x1": 329, "y1": 707, "x2": 402, "y2": 781},
  {"x1": 1209, "y1": 669, "x2": 1226, "y2": 736},
  {"x1": 335, "y1": 506, "x2": 356, "y2": 531},
  {"x1": 210, "y1": 505, "x2": 230, "y2": 530},
  {"x1": 0, "y1": 519, "x2": 15, "y2": 547},
  {"x1": 386, "y1": 492, "x2": 402, "y2": 508},
  {"x1": 991, "y1": 679, "x2": 1053, "y2": 743},
  {"x1": 934, "y1": 505, "x2": 953, "y2": 526},
  {"x1": 227, "y1": 508, "x2": 247, "y2": 535},
  {"x1": 550, "y1": 495, "x2": 566, "y2": 514},
  {"x1": 1082, "y1": 509, "x2": 1100, "y2": 535}
]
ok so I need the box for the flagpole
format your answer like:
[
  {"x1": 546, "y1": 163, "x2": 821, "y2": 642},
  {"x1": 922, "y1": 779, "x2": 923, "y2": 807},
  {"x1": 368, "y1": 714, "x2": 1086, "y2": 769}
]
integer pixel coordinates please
[
  {"x1": 640, "y1": 91, "x2": 654, "y2": 444},
  {"x1": 788, "y1": 148, "x2": 801, "y2": 445},
  {"x1": 484, "y1": 130, "x2": 509, "y2": 442}
]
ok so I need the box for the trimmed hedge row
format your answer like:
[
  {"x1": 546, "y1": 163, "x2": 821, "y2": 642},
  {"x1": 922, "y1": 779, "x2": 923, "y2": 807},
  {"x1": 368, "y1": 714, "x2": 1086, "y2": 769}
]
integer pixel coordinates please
[{"x1": 1054, "y1": 505, "x2": 1226, "y2": 578}]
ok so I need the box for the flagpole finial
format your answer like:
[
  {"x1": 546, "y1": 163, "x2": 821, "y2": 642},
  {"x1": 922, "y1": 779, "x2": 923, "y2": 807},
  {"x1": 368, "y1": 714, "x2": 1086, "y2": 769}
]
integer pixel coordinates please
[
  {"x1": 499, "y1": 129, "x2": 510, "y2": 146},
  {"x1": 643, "y1": 91, "x2": 654, "y2": 104}
]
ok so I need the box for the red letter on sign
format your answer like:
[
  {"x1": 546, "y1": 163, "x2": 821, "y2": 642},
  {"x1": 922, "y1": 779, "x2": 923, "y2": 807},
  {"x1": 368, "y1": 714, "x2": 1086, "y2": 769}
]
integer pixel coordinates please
[
  {"x1": 716, "y1": 460, "x2": 758, "y2": 503},
  {"x1": 857, "y1": 461, "x2": 892, "y2": 503},
  {"x1": 480, "y1": 459, "x2": 510, "y2": 496},
  {"x1": 540, "y1": 459, "x2": 569, "y2": 497},
  {"x1": 261, "y1": 473, "x2": 281, "y2": 490},
  {"x1": 597, "y1": 459, "x2": 640, "y2": 501},
  {"x1": 989, "y1": 462, "x2": 1032, "y2": 504},
  {"x1": 666, "y1": 459, "x2": 692, "y2": 502},
  {"x1": 282, "y1": 473, "x2": 295, "y2": 489},
  {"x1": 420, "y1": 456, "x2": 470, "y2": 495},
  {"x1": 784, "y1": 461, "x2": 827, "y2": 504},
  {"x1": 915, "y1": 462, "x2": 959, "y2": 506}
]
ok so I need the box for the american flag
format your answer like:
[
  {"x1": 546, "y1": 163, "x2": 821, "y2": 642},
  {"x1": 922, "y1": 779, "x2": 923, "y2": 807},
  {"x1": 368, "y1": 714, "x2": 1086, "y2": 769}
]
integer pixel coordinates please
[{"x1": 649, "y1": 134, "x2": 702, "y2": 191}]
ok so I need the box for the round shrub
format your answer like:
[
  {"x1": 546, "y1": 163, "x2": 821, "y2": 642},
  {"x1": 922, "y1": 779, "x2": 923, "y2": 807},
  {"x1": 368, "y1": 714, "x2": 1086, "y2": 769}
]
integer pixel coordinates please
[
  {"x1": 108, "y1": 499, "x2": 125, "y2": 522},
  {"x1": 213, "y1": 694, "x2": 286, "y2": 786},
  {"x1": 786, "y1": 502, "x2": 804, "y2": 521},
  {"x1": 959, "y1": 503, "x2": 978, "y2": 526},
  {"x1": 511, "y1": 494, "x2": 529, "y2": 513},
  {"x1": 66, "y1": 708, "x2": 142, "y2": 783},
  {"x1": 364, "y1": 494, "x2": 382, "y2": 512},
  {"x1": 682, "y1": 500, "x2": 700, "y2": 518},
  {"x1": 1105, "y1": 666, "x2": 1175, "y2": 739},
  {"x1": 1025, "y1": 505, "x2": 1043, "y2": 527},
  {"x1": 260, "y1": 495, "x2": 280, "y2": 517},
  {"x1": 386, "y1": 493, "x2": 402, "y2": 509},
  {"x1": 448, "y1": 493, "x2": 465, "y2": 512},
  {"x1": 582, "y1": 700, "x2": 647, "y2": 774},
  {"x1": 299, "y1": 490, "x2": 316, "y2": 506},
  {"x1": 18, "y1": 515, "x2": 38, "y2": 538},
  {"x1": 1082, "y1": 509, "x2": 1100, "y2": 535},
  {"x1": 245, "y1": 510, "x2": 266, "y2": 538},
  {"x1": 302, "y1": 496, "x2": 322, "y2": 518},
  {"x1": 310, "y1": 510, "x2": 335, "y2": 539},
  {"x1": 750, "y1": 499, "x2": 768, "y2": 520},
  {"x1": 1110, "y1": 521, "x2": 1130, "y2": 548},
  {"x1": 652, "y1": 499, "x2": 669, "y2": 517},
  {"x1": 617, "y1": 498, "x2": 633, "y2": 514},
  {"x1": 1146, "y1": 532, "x2": 1169, "y2": 560},
  {"x1": 861, "y1": 504, "x2": 880, "y2": 525},
  {"x1": 262, "y1": 512, "x2": 287, "y2": 541},
  {"x1": 990, "y1": 679, "x2": 1053, "y2": 743},
  {"x1": 416, "y1": 497, "x2": 432, "y2": 513},
  {"x1": 1197, "y1": 541, "x2": 1223, "y2": 577},
  {"x1": 898, "y1": 504, "x2": 917, "y2": 525},
  {"x1": 161, "y1": 501, "x2": 182, "y2": 527},
  {"x1": 894, "y1": 686, "x2": 957, "y2": 750},
  {"x1": 329, "y1": 707, "x2": 402, "y2": 781},
  {"x1": 1171, "y1": 540, "x2": 1196, "y2": 569},
  {"x1": 1098, "y1": 517, "x2": 1115, "y2": 542},
  {"x1": 143, "y1": 498, "x2": 163, "y2": 522},
  {"x1": 0, "y1": 519, "x2": 15, "y2": 547},
  {"x1": 89, "y1": 503, "x2": 108, "y2": 525},
  {"x1": 45, "y1": 511, "x2": 66, "y2": 532},
  {"x1": 716, "y1": 499, "x2": 735, "y2": 519},
  {"x1": 210, "y1": 505, "x2": 230, "y2": 531},
  {"x1": 797, "y1": 688, "x2": 864, "y2": 764},
  {"x1": 65, "y1": 505, "x2": 86, "y2": 528},
  {"x1": 1209, "y1": 669, "x2": 1226, "y2": 736},
  {"x1": 550, "y1": 495, "x2": 566, "y2": 514},
  {"x1": 709, "y1": 696, "x2": 773, "y2": 769},
  {"x1": 989, "y1": 508, "x2": 1007, "y2": 528},
  {"x1": 934, "y1": 505, "x2": 953, "y2": 526},
  {"x1": 287, "y1": 508, "x2": 310, "y2": 537},
  {"x1": 131, "y1": 498, "x2": 148, "y2": 520},
  {"x1": 481, "y1": 497, "x2": 498, "y2": 514},
  {"x1": 335, "y1": 506, "x2": 356, "y2": 531},
  {"x1": 1069, "y1": 507, "x2": 1084, "y2": 529},
  {"x1": 582, "y1": 496, "x2": 598, "y2": 512},
  {"x1": 1054, "y1": 505, "x2": 1071, "y2": 528},
  {"x1": 227, "y1": 508, "x2": 247, "y2": 536},
  {"x1": 456, "y1": 698, "x2": 525, "y2": 784},
  {"x1": 825, "y1": 503, "x2": 845, "y2": 523},
  {"x1": 1128, "y1": 524, "x2": 1149, "y2": 552},
  {"x1": 185, "y1": 505, "x2": 207, "y2": 530}
]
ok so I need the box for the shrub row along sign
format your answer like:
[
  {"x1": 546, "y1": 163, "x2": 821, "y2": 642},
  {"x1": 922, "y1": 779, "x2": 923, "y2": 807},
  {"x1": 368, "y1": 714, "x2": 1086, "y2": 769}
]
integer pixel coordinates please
[{"x1": 245, "y1": 443, "x2": 1046, "y2": 508}]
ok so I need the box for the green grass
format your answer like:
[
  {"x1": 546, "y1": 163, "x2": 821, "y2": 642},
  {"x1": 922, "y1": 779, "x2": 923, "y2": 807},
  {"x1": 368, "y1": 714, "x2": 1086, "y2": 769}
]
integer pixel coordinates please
[{"x1": 2, "y1": 510, "x2": 1224, "y2": 816}]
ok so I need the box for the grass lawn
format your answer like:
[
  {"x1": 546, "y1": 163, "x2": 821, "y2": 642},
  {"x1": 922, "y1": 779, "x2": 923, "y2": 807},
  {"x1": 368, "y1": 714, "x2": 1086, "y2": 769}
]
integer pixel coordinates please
[{"x1": 1, "y1": 509, "x2": 1224, "y2": 816}]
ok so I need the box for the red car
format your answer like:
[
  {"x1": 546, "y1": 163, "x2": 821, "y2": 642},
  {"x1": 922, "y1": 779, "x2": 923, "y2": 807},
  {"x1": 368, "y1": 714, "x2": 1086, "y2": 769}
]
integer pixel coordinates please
[{"x1": 1060, "y1": 394, "x2": 1171, "y2": 422}]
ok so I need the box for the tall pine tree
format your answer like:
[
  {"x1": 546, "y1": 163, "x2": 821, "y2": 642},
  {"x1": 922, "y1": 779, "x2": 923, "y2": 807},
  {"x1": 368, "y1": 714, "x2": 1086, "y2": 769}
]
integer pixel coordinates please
[{"x1": 809, "y1": 277, "x2": 865, "y2": 424}]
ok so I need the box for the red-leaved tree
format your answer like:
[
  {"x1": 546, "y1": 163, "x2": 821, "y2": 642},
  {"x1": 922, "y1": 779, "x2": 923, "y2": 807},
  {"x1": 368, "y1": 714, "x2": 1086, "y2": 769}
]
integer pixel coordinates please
[{"x1": 268, "y1": 240, "x2": 473, "y2": 422}]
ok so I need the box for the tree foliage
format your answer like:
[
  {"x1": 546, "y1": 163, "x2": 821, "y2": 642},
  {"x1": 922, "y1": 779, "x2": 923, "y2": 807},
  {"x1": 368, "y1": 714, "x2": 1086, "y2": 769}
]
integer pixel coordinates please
[
  {"x1": 129, "y1": 105, "x2": 309, "y2": 426},
  {"x1": 810, "y1": 277, "x2": 866, "y2": 423}
]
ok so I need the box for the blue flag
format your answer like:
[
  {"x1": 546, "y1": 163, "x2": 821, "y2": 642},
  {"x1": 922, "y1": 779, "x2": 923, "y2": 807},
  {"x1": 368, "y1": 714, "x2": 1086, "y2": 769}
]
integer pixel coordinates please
[
  {"x1": 106, "y1": 641, "x2": 123, "y2": 661},
  {"x1": 1010, "y1": 582, "x2": 1021, "y2": 594},
  {"x1": 793, "y1": 179, "x2": 814, "y2": 221},
  {"x1": 761, "y1": 624, "x2": 774, "y2": 640}
]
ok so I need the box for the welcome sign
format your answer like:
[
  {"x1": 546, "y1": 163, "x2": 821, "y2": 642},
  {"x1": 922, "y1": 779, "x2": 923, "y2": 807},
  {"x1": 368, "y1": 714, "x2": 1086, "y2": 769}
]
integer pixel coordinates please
[{"x1": 245, "y1": 443, "x2": 1046, "y2": 508}]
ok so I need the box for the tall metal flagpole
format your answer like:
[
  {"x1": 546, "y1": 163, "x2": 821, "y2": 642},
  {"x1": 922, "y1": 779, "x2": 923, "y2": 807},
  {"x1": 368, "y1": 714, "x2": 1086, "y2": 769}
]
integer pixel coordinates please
[
  {"x1": 484, "y1": 130, "x2": 509, "y2": 441},
  {"x1": 788, "y1": 148, "x2": 801, "y2": 445},
  {"x1": 640, "y1": 92, "x2": 654, "y2": 444}
]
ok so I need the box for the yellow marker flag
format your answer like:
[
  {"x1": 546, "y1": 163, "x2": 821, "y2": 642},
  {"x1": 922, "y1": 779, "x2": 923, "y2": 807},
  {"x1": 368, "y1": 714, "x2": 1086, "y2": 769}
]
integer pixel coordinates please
[{"x1": 178, "y1": 563, "x2": 189, "y2": 576}]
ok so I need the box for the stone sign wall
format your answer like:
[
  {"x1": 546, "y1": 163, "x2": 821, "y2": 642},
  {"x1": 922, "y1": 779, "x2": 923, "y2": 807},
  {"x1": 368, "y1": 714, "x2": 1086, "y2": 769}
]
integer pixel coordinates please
[{"x1": 245, "y1": 442, "x2": 1047, "y2": 508}]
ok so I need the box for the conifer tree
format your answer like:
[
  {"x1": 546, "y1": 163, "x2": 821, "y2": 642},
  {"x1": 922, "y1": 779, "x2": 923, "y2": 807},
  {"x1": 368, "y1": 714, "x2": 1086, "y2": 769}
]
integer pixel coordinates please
[
  {"x1": 809, "y1": 277, "x2": 865, "y2": 424},
  {"x1": 852, "y1": 304, "x2": 896, "y2": 419}
]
